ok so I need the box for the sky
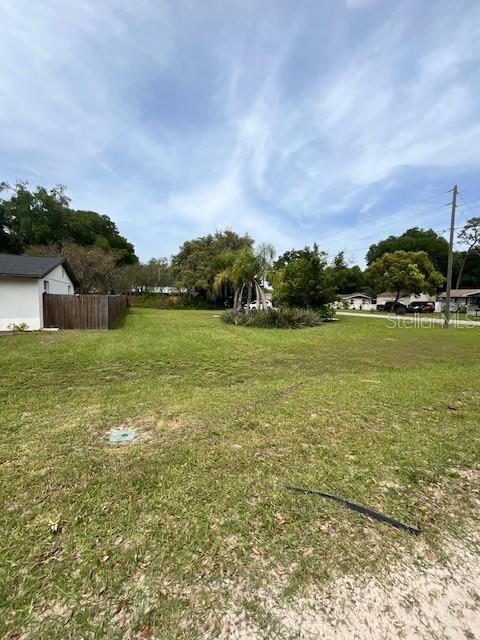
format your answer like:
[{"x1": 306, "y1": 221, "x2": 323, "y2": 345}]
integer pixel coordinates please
[{"x1": 1, "y1": 0, "x2": 480, "y2": 263}]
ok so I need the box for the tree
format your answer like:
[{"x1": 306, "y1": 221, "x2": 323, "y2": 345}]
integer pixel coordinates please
[
  {"x1": 270, "y1": 244, "x2": 336, "y2": 308},
  {"x1": 456, "y1": 217, "x2": 480, "y2": 288},
  {"x1": 256, "y1": 242, "x2": 276, "y2": 287},
  {"x1": 367, "y1": 250, "x2": 445, "y2": 302},
  {"x1": 366, "y1": 228, "x2": 449, "y2": 275},
  {"x1": 327, "y1": 251, "x2": 366, "y2": 294},
  {"x1": 26, "y1": 242, "x2": 120, "y2": 293},
  {"x1": 214, "y1": 245, "x2": 271, "y2": 312},
  {"x1": 171, "y1": 230, "x2": 253, "y2": 303},
  {"x1": 0, "y1": 181, "x2": 137, "y2": 263},
  {"x1": 455, "y1": 247, "x2": 480, "y2": 288},
  {"x1": 0, "y1": 182, "x2": 70, "y2": 252},
  {"x1": 66, "y1": 209, "x2": 137, "y2": 264},
  {"x1": 135, "y1": 258, "x2": 172, "y2": 291}
]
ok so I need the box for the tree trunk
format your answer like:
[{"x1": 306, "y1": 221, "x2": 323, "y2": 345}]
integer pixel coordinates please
[
  {"x1": 456, "y1": 252, "x2": 468, "y2": 289},
  {"x1": 394, "y1": 290, "x2": 401, "y2": 314},
  {"x1": 234, "y1": 284, "x2": 245, "y2": 313},
  {"x1": 255, "y1": 279, "x2": 268, "y2": 310},
  {"x1": 246, "y1": 281, "x2": 252, "y2": 314}
]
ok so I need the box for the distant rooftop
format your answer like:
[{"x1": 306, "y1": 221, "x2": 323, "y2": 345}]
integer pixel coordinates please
[
  {"x1": 438, "y1": 289, "x2": 480, "y2": 298},
  {"x1": 340, "y1": 292, "x2": 371, "y2": 299}
]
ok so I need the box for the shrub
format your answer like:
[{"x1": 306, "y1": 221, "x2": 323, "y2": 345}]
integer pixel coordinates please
[
  {"x1": 128, "y1": 294, "x2": 221, "y2": 310},
  {"x1": 220, "y1": 306, "x2": 335, "y2": 329},
  {"x1": 7, "y1": 322, "x2": 29, "y2": 332}
]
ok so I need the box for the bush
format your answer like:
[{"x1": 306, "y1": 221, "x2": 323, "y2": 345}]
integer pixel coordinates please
[
  {"x1": 128, "y1": 294, "x2": 221, "y2": 310},
  {"x1": 220, "y1": 306, "x2": 335, "y2": 329},
  {"x1": 7, "y1": 322, "x2": 29, "y2": 332}
]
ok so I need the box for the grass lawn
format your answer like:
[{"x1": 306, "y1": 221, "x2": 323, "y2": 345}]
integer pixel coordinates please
[{"x1": 1, "y1": 309, "x2": 479, "y2": 638}]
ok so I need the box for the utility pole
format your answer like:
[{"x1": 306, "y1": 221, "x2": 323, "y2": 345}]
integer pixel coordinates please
[{"x1": 444, "y1": 185, "x2": 457, "y2": 328}]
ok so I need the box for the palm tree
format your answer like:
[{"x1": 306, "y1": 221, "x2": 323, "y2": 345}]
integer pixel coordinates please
[{"x1": 214, "y1": 244, "x2": 274, "y2": 314}]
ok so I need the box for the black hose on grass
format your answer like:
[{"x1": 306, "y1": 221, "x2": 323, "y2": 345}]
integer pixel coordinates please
[{"x1": 286, "y1": 484, "x2": 420, "y2": 535}]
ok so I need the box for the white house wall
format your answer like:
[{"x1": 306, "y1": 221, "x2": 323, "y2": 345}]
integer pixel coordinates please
[
  {"x1": 345, "y1": 298, "x2": 372, "y2": 310},
  {"x1": 0, "y1": 278, "x2": 42, "y2": 330},
  {"x1": 41, "y1": 264, "x2": 74, "y2": 294},
  {"x1": 0, "y1": 266, "x2": 74, "y2": 331},
  {"x1": 376, "y1": 292, "x2": 433, "y2": 306},
  {"x1": 36, "y1": 265, "x2": 74, "y2": 328}
]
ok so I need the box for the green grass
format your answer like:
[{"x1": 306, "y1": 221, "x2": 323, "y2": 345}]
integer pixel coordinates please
[{"x1": 1, "y1": 309, "x2": 479, "y2": 638}]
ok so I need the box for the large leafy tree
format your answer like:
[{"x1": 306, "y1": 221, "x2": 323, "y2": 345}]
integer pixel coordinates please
[
  {"x1": 367, "y1": 250, "x2": 445, "y2": 302},
  {"x1": 171, "y1": 230, "x2": 253, "y2": 302},
  {"x1": 455, "y1": 217, "x2": 480, "y2": 288},
  {"x1": 270, "y1": 244, "x2": 336, "y2": 308},
  {"x1": 327, "y1": 251, "x2": 366, "y2": 294},
  {"x1": 0, "y1": 182, "x2": 70, "y2": 252},
  {"x1": 66, "y1": 209, "x2": 136, "y2": 264},
  {"x1": 456, "y1": 247, "x2": 480, "y2": 288},
  {"x1": 366, "y1": 228, "x2": 449, "y2": 275},
  {"x1": 0, "y1": 181, "x2": 137, "y2": 264}
]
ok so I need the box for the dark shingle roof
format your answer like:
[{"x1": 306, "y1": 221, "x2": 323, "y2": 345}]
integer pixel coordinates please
[{"x1": 0, "y1": 254, "x2": 78, "y2": 286}]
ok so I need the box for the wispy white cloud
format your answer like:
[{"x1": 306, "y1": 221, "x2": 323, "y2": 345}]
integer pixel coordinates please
[{"x1": 1, "y1": 0, "x2": 479, "y2": 262}]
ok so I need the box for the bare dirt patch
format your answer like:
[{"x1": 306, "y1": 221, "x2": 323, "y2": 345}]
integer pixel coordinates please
[{"x1": 213, "y1": 531, "x2": 480, "y2": 640}]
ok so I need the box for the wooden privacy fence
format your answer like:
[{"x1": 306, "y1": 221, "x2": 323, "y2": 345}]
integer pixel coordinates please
[{"x1": 43, "y1": 294, "x2": 128, "y2": 330}]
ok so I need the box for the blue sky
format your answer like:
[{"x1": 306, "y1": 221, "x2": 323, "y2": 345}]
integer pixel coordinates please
[{"x1": 2, "y1": 0, "x2": 480, "y2": 263}]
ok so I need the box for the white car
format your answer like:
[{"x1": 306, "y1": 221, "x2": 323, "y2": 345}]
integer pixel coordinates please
[{"x1": 245, "y1": 300, "x2": 273, "y2": 311}]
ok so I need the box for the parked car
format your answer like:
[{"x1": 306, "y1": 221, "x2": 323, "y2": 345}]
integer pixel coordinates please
[
  {"x1": 406, "y1": 301, "x2": 435, "y2": 313},
  {"x1": 245, "y1": 300, "x2": 273, "y2": 311},
  {"x1": 376, "y1": 300, "x2": 407, "y2": 313}
]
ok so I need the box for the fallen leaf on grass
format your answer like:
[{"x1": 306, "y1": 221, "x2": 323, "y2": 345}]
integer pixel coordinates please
[
  {"x1": 138, "y1": 624, "x2": 152, "y2": 637},
  {"x1": 274, "y1": 512, "x2": 287, "y2": 525}
]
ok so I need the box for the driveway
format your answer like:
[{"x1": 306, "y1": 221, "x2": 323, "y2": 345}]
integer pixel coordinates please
[{"x1": 337, "y1": 311, "x2": 480, "y2": 327}]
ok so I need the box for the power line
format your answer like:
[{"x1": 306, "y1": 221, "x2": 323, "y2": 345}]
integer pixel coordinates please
[
  {"x1": 315, "y1": 192, "x2": 449, "y2": 245},
  {"x1": 338, "y1": 224, "x2": 463, "y2": 260},
  {"x1": 318, "y1": 202, "x2": 449, "y2": 249},
  {"x1": 456, "y1": 182, "x2": 480, "y2": 196},
  {"x1": 457, "y1": 194, "x2": 472, "y2": 225},
  {"x1": 305, "y1": 184, "x2": 475, "y2": 261},
  {"x1": 457, "y1": 194, "x2": 480, "y2": 209}
]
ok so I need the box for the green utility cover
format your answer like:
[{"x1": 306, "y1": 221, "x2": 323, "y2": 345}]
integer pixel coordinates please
[{"x1": 109, "y1": 430, "x2": 135, "y2": 443}]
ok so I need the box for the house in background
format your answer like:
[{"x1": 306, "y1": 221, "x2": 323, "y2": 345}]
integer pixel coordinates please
[
  {"x1": 375, "y1": 291, "x2": 434, "y2": 307},
  {"x1": 437, "y1": 289, "x2": 480, "y2": 311},
  {"x1": 340, "y1": 292, "x2": 373, "y2": 310},
  {"x1": 0, "y1": 255, "x2": 77, "y2": 331}
]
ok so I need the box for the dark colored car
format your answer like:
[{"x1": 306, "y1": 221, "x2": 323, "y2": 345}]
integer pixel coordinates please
[
  {"x1": 376, "y1": 300, "x2": 407, "y2": 313},
  {"x1": 406, "y1": 301, "x2": 435, "y2": 313}
]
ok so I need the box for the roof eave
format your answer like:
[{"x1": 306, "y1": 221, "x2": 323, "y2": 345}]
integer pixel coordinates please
[{"x1": 40, "y1": 258, "x2": 79, "y2": 288}]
